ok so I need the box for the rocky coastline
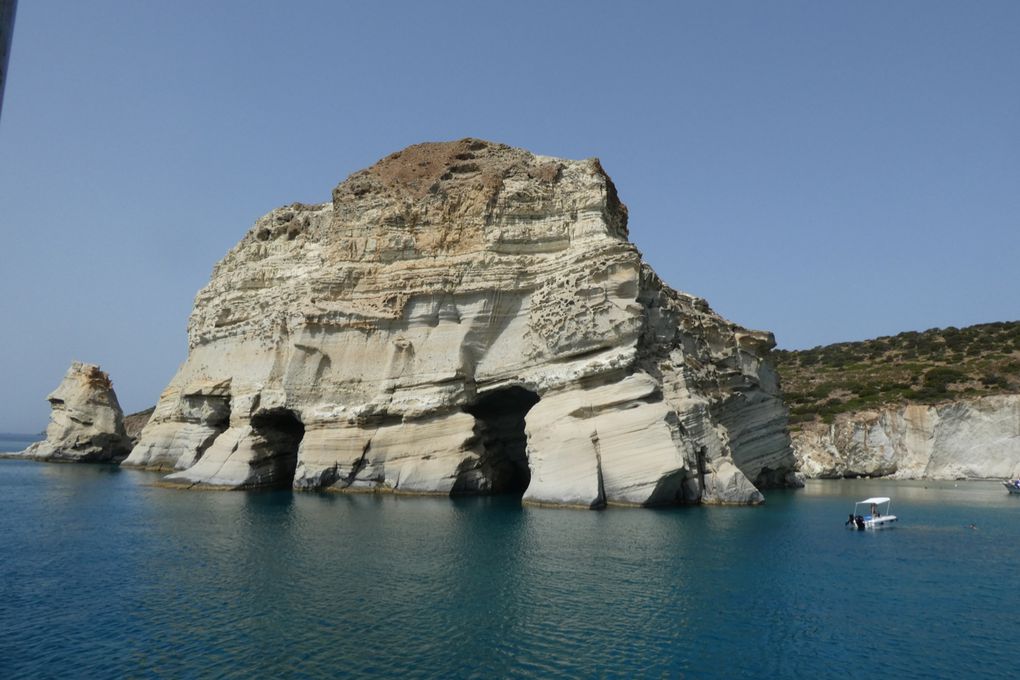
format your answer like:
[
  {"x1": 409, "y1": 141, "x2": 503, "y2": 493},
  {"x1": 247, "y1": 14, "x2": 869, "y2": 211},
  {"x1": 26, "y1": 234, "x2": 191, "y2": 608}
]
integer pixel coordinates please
[
  {"x1": 12, "y1": 142, "x2": 1017, "y2": 499},
  {"x1": 792, "y1": 393, "x2": 1020, "y2": 480}
]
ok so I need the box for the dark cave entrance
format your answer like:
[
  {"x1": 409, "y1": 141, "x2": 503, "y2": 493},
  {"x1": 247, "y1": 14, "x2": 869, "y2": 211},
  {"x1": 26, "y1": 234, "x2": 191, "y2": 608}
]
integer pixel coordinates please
[
  {"x1": 250, "y1": 408, "x2": 305, "y2": 488},
  {"x1": 459, "y1": 386, "x2": 540, "y2": 497}
]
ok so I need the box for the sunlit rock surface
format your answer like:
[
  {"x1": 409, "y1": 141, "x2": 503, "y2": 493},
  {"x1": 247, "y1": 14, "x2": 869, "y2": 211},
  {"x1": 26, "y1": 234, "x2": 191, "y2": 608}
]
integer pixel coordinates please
[
  {"x1": 21, "y1": 362, "x2": 132, "y2": 462},
  {"x1": 124, "y1": 139, "x2": 797, "y2": 505},
  {"x1": 793, "y1": 395, "x2": 1020, "y2": 479}
]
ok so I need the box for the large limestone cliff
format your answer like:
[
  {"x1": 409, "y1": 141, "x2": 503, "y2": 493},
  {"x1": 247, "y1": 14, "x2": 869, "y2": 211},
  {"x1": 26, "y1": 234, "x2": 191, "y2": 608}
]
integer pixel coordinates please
[
  {"x1": 793, "y1": 394, "x2": 1020, "y2": 479},
  {"x1": 21, "y1": 362, "x2": 133, "y2": 462},
  {"x1": 124, "y1": 139, "x2": 797, "y2": 506}
]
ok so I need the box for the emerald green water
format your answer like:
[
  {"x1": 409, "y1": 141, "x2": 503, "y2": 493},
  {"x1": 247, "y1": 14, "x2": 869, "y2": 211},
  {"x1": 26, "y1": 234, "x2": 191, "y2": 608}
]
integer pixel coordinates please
[{"x1": 1, "y1": 459, "x2": 1017, "y2": 678}]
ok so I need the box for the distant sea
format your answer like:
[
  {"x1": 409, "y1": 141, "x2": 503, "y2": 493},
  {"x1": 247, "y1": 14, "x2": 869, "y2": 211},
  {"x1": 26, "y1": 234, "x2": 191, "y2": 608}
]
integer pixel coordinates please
[
  {"x1": 1, "y1": 460, "x2": 1018, "y2": 679},
  {"x1": 0, "y1": 433, "x2": 41, "y2": 453}
]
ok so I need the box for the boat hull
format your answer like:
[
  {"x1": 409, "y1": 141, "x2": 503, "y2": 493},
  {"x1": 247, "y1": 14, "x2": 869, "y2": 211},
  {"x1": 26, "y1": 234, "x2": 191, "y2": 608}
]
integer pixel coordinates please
[
  {"x1": 863, "y1": 515, "x2": 897, "y2": 529},
  {"x1": 1003, "y1": 481, "x2": 1020, "y2": 494},
  {"x1": 846, "y1": 514, "x2": 898, "y2": 530}
]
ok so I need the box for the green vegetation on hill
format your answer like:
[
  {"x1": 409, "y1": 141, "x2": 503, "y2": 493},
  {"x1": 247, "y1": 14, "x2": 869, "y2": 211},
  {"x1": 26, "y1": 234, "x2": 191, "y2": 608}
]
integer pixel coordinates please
[{"x1": 771, "y1": 321, "x2": 1020, "y2": 428}]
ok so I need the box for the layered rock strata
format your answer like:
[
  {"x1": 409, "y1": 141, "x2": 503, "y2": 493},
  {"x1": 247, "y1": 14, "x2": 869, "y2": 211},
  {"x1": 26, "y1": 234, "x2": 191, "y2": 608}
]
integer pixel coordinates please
[
  {"x1": 21, "y1": 362, "x2": 133, "y2": 462},
  {"x1": 124, "y1": 139, "x2": 797, "y2": 506},
  {"x1": 793, "y1": 394, "x2": 1020, "y2": 479}
]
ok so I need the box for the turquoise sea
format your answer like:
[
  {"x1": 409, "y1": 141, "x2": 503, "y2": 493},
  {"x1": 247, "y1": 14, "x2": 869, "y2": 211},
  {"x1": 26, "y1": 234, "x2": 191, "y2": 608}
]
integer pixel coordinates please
[{"x1": 1, "y1": 458, "x2": 1018, "y2": 679}]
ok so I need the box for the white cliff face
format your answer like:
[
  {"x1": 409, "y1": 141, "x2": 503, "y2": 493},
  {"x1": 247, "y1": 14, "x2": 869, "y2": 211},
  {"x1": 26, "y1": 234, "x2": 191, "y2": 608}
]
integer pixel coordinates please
[
  {"x1": 793, "y1": 394, "x2": 1020, "y2": 479},
  {"x1": 22, "y1": 362, "x2": 132, "y2": 462},
  {"x1": 124, "y1": 139, "x2": 797, "y2": 506}
]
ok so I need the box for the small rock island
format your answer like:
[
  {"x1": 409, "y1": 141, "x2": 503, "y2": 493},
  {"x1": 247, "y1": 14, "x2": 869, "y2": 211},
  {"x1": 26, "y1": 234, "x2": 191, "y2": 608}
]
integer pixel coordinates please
[
  {"x1": 112, "y1": 139, "x2": 799, "y2": 507},
  {"x1": 22, "y1": 362, "x2": 133, "y2": 463}
]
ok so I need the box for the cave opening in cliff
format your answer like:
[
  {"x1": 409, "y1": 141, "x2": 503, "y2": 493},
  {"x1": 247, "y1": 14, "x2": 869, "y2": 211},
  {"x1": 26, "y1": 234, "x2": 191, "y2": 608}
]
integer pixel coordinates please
[
  {"x1": 250, "y1": 408, "x2": 305, "y2": 488},
  {"x1": 460, "y1": 386, "x2": 540, "y2": 497}
]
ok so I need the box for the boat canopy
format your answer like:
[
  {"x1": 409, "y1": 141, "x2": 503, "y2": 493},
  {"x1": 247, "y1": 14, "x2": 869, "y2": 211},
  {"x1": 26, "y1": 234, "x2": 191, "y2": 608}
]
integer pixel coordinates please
[{"x1": 856, "y1": 497, "x2": 891, "y2": 505}]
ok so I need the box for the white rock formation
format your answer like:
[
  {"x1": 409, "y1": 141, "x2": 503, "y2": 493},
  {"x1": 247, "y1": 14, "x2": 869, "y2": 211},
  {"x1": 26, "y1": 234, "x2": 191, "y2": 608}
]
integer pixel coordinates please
[
  {"x1": 123, "y1": 139, "x2": 797, "y2": 505},
  {"x1": 792, "y1": 394, "x2": 1020, "y2": 479},
  {"x1": 21, "y1": 362, "x2": 132, "y2": 462}
]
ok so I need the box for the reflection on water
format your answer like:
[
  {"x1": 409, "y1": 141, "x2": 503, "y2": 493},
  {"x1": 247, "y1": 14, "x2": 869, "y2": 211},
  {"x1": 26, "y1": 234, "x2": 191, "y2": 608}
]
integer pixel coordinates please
[
  {"x1": 2, "y1": 461, "x2": 1019, "y2": 679},
  {"x1": 802, "y1": 477, "x2": 1015, "y2": 502}
]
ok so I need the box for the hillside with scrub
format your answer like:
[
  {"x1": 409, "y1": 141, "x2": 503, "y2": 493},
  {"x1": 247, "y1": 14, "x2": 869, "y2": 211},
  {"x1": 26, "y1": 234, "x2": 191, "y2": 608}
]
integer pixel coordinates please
[{"x1": 771, "y1": 321, "x2": 1020, "y2": 428}]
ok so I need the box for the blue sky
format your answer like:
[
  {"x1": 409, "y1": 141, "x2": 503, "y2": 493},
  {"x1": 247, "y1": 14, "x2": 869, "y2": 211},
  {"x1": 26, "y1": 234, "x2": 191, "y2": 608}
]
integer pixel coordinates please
[{"x1": 1, "y1": 1, "x2": 1018, "y2": 431}]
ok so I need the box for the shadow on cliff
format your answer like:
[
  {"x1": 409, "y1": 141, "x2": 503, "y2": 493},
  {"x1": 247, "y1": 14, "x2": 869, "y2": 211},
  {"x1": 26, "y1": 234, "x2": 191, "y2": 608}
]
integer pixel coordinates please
[
  {"x1": 459, "y1": 386, "x2": 540, "y2": 497},
  {"x1": 251, "y1": 408, "x2": 305, "y2": 488}
]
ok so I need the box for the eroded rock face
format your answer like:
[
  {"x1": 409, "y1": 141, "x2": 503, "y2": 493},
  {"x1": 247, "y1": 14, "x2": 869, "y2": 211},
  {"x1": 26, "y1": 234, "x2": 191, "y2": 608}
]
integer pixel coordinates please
[
  {"x1": 793, "y1": 395, "x2": 1020, "y2": 479},
  {"x1": 124, "y1": 139, "x2": 797, "y2": 505},
  {"x1": 22, "y1": 362, "x2": 132, "y2": 462}
]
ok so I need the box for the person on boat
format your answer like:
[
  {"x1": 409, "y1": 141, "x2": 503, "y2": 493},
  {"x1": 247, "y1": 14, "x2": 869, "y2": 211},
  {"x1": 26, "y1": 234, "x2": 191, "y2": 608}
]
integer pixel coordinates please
[{"x1": 870, "y1": 503, "x2": 879, "y2": 518}]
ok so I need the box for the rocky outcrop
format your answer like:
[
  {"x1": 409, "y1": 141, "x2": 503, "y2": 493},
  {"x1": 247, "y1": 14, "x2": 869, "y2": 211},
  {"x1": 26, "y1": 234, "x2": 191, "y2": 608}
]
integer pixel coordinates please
[
  {"x1": 21, "y1": 362, "x2": 133, "y2": 462},
  {"x1": 123, "y1": 407, "x2": 155, "y2": 444},
  {"x1": 793, "y1": 394, "x2": 1020, "y2": 479},
  {"x1": 124, "y1": 139, "x2": 797, "y2": 506}
]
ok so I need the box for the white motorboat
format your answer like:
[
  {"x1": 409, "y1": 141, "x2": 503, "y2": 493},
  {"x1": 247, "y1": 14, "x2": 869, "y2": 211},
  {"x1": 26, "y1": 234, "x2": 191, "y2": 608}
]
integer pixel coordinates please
[
  {"x1": 1003, "y1": 480, "x2": 1020, "y2": 494},
  {"x1": 846, "y1": 496, "x2": 897, "y2": 530}
]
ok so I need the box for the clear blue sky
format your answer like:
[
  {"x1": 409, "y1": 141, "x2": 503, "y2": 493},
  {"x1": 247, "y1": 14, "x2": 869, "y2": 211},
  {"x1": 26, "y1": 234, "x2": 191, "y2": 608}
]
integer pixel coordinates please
[{"x1": 1, "y1": 1, "x2": 1018, "y2": 432}]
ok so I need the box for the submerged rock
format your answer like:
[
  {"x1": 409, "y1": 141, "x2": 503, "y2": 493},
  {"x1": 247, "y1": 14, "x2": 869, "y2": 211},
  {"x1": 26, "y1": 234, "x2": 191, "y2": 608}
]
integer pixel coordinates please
[
  {"x1": 124, "y1": 139, "x2": 796, "y2": 505},
  {"x1": 22, "y1": 362, "x2": 132, "y2": 462}
]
